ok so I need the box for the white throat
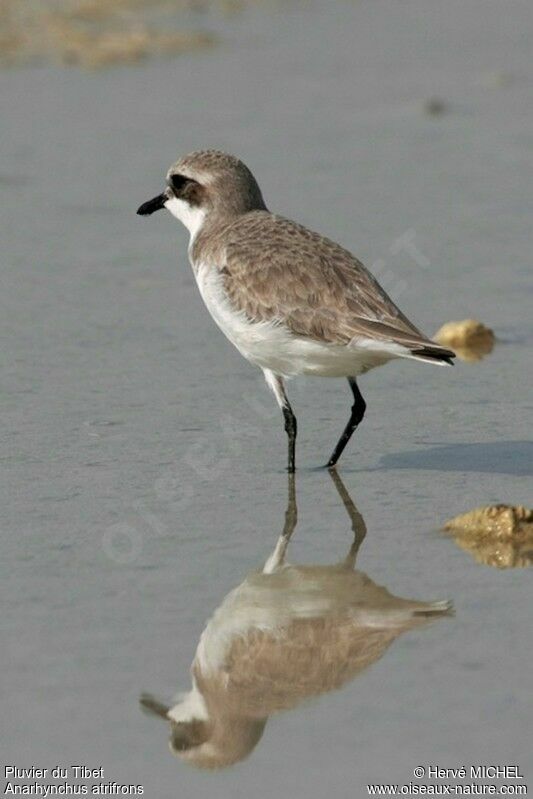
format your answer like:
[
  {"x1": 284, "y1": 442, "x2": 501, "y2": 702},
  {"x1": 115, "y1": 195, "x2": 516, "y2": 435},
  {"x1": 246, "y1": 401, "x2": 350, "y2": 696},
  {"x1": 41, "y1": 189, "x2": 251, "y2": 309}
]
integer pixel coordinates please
[
  {"x1": 164, "y1": 196, "x2": 206, "y2": 246},
  {"x1": 167, "y1": 682, "x2": 209, "y2": 724}
]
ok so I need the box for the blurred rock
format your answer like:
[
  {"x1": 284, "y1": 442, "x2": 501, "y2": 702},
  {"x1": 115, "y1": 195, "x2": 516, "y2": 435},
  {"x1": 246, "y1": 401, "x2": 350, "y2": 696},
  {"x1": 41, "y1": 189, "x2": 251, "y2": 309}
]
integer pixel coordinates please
[
  {"x1": 0, "y1": 0, "x2": 217, "y2": 68},
  {"x1": 443, "y1": 505, "x2": 533, "y2": 569},
  {"x1": 434, "y1": 319, "x2": 495, "y2": 362},
  {"x1": 422, "y1": 97, "x2": 449, "y2": 116},
  {"x1": 44, "y1": 18, "x2": 215, "y2": 67},
  {"x1": 444, "y1": 504, "x2": 532, "y2": 538}
]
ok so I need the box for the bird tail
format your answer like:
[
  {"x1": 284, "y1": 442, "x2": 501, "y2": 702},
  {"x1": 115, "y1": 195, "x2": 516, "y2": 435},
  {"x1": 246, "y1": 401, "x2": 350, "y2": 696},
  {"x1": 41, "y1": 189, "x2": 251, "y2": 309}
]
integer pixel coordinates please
[
  {"x1": 348, "y1": 318, "x2": 455, "y2": 365},
  {"x1": 411, "y1": 599, "x2": 454, "y2": 617},
  {"x1": 405, "y1": 344, "x2": 455, "y2": 366},
  {"x1": 359, "y1": 599, "x2": 454, "y2": 630}
]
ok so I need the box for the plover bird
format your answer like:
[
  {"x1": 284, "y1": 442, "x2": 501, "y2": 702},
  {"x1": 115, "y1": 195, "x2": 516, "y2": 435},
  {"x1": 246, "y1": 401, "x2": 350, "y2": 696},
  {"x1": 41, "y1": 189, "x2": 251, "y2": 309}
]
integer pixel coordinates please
[
  {"x1": 137, "y1": 151, "x2": 455, "y2": 471},
  {"x1": 141, "y1": 472, "x2": 452, "y2": 769}
]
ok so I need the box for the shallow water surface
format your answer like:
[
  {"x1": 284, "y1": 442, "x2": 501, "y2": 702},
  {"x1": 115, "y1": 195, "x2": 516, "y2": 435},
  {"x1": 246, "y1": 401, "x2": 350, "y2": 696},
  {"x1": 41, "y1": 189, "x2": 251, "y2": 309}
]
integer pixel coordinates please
[{"x1": 1, "y1": 0, "x2": 532, "y2": 796}]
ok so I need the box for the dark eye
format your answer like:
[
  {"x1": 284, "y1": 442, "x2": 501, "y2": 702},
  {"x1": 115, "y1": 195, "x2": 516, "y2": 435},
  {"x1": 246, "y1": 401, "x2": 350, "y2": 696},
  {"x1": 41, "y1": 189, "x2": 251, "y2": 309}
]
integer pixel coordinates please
[{"x1": 170, "y1": 173, "x2": 197, "y2": 192}]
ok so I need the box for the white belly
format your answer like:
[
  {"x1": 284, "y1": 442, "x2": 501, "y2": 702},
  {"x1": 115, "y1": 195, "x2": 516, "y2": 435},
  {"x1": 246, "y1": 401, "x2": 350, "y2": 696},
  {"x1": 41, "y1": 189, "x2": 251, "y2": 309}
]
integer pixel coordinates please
[{"x1": 194, "y1": 262, "x2": 394, "y2": 378}]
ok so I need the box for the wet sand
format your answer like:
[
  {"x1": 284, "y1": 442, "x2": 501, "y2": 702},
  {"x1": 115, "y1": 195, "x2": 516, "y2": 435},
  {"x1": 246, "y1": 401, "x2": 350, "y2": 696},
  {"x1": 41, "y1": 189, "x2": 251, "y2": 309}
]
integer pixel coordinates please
[{"x1": 1, "y1": 0, "x2": 532, "y2": 795}]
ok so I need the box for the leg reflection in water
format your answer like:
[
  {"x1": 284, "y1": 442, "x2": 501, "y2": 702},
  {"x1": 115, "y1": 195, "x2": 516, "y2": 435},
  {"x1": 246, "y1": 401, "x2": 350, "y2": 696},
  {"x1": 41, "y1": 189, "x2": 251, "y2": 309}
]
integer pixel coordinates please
[{"x1": 141, "y1": 472, "x2": 453, "y2": 770}]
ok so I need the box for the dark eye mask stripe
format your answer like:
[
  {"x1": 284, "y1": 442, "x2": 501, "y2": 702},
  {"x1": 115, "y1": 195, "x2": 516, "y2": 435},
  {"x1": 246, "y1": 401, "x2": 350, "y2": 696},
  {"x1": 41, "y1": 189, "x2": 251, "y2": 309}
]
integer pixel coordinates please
[{"x1": 170, "y1": 174, "x2": 198, "y2": 192}]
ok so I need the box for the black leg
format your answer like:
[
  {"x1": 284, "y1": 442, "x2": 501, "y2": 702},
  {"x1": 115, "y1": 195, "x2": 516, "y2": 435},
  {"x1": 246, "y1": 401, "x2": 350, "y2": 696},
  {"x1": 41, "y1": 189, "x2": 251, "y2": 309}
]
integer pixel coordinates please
[
  {"x1": 327, "y1": 377, "x2": 366, "y2": 469},
  {"x1": 264, "y1": 370, "x2": 298, "y2": 472},
  {"x1": 283, "y1": 404, "x2": 297, "y2": 474}
]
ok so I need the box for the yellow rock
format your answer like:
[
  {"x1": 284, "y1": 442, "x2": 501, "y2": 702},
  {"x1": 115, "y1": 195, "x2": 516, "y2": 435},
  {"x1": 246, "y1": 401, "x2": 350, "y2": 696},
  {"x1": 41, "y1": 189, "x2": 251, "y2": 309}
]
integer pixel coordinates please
[
  {"x1": 433, "y1": 319, "x2": 495, "y2": 362},
  {"x1": 443, "y1": 505, "x2": 533, "y2": 569}
]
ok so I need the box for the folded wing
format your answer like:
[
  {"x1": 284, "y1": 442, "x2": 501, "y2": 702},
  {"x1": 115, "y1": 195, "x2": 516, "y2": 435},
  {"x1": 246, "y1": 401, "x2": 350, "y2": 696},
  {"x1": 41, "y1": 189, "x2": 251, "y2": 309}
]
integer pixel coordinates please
[{"x1": 220, "y1": 212, "x2": 455, "y2": 364}]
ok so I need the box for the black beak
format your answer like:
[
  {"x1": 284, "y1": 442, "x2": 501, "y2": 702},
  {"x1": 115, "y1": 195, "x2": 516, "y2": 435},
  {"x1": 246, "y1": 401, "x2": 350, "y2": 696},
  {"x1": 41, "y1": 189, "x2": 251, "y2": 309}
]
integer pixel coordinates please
[
  {"x1": 136, "y1": 193, "x2": 167, "y2": 216},
  {"x1": 139, "y1": 693, "x2": 170, "y2": 720}
]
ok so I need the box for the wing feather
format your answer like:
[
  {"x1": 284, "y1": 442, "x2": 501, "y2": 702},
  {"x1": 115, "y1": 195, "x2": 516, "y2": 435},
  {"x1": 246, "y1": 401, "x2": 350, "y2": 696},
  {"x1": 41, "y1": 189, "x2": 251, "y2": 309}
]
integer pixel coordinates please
[{"x1": 205, "y1": 211, "x2": 453, "y2": 359}]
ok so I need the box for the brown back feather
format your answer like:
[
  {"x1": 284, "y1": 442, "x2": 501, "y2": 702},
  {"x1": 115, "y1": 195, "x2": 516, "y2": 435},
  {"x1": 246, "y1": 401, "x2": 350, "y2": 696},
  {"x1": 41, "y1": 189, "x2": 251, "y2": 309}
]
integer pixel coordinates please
[{"x1": 194, "y1": 211, "x2": 452, "y2": 357}]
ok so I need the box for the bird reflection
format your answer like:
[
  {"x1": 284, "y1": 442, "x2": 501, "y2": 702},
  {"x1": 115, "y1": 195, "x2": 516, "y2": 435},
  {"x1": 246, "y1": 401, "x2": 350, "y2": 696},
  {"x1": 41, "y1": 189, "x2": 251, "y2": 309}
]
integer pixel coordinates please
[{"x1": 141, "y1": 472, "x2": 452, "y2": 769}]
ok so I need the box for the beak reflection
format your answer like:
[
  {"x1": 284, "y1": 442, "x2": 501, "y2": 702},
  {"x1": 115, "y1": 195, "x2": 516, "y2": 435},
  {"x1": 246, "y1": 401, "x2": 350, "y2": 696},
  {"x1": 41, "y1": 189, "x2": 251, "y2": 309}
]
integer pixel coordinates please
[{"x1": 141, "y1": 471, "x2": 453, "y2": 769}]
